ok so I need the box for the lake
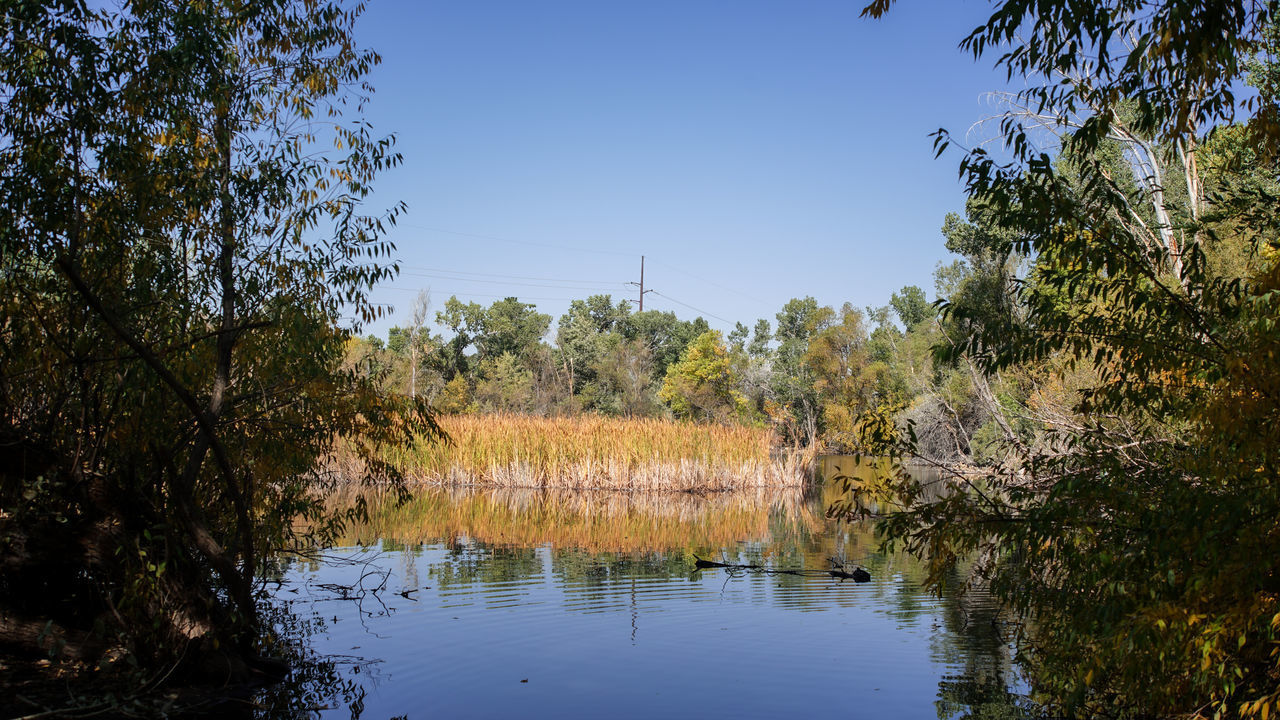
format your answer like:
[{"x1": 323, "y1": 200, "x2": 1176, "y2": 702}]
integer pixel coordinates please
[{"x1": 257, "y1": 480, "x2": 1031, "y2": 719}]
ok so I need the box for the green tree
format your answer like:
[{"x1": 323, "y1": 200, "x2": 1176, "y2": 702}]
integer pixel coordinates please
[
  {"x1": 770, "y1": 297, "x2": 832, "y2": 444},
  {"x1": 658, "y1": 331, "x2": 749, "y2": 422},
  {"x1": 590, "y1": 336, "x2": 660, "y2": 417},
  {"x1": 734, "y1": 318, "x2": 775, "y2": 416},
  {"x1": 852, "y1": 2, "x2": 1280, "y2": 717},
  {"x1": 804, "y1": 304, "x2": 874, "y2": 453},
  {"x1": 0, "y1": 0, "x2": 433, "y2": 679},
  {"x1": 888, "y1": 285, "x2": 933, "y2": 330},
  {"x1": 432, "y1": 296, "x2": 486, "y2": 380},
  {"x1": 435, "y1": 374, "x2": 474, "y2": 414},
  {"x1": 935, "y1": 201, "x2": 1023, "y2": 344},
  {"x1": 477, "y1": 296, "x2": 551, "y2": 362},
  {"x1": 430, "y1": 295, "x2": 549, "y2": 389},
  {"x1": 887, "y1": 201, "x2": 1034, "y2": 464},
  {"x1": 623, "y1": 310, "x2": 710, "y2": 380},
  {"x1": 727, "y1": 321, "x2": 750, "y2": 352},
  {"x1": 474, "y1": 352, "x2": 535, "y2": 414},
  {"x1": 748, "y1": 318, "x2": 773, "y2": 359},
  {"x1": 555, "y1": 294, "x2": 630, "y2": 400}
]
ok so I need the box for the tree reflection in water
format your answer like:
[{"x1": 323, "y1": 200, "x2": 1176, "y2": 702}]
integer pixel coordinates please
[
  {"x1": 932, "y1": 573, "x2": 1037, "y2": 719},
  {"x1": 211, "y1": 601, "x2": 371, "y2": 719},
  {"x1": 254, "y1": 483, "x2": 1041, "y2": 719}
]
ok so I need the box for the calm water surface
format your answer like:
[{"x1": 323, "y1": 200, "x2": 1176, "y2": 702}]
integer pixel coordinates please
[{"x1": 261, "y1": 481, "x2": 1029, "y2": 719}]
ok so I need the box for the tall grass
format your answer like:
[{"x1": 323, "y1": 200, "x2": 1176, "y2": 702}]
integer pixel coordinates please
[{"x1": 375, "y1": 414, "x2": 810, "y2": 491}]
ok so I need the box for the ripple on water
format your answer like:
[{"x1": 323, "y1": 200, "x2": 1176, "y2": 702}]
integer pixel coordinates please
[
  {"x1": 273, "y1": 535, "x2": 1019, "y2": 720},
  {"x1": 272, "y1": 470, "x2": 1023, "y2": 719}
]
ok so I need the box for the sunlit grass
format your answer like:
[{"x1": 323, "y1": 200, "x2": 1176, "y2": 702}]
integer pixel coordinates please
[{"x1": 376, "y1": 414, "x2": 810, "y2": 490}]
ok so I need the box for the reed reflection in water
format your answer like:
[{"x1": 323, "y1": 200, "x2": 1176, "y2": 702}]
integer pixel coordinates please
[
  {"x1": 267, "y1": 481, "x2": 1031, "y2": 720},
  {"x1": 328, "y1": 483, "x2": 824, "y2": 553}
]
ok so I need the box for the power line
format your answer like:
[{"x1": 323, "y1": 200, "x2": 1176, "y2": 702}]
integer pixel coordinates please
[
  {"x1": 625, "y1": 255, "x2": 654, "y2": 312},
  {"x1": 379, "y1": 286, "x2": 584, "y2": 302},
  {"x1": 649, "y1": 291, "x2": 736, "y2": 326},
  {"x1": 400, "y1": 224, "x2": 772, "y2": 309},
  {"x1": 396, "y1": 265, "x2": 621, "y2": 285},
  {"x1": 395, "y1": 271, "x2": 629, "y2": 292},
  {"x1": 390, "y1": 224, "x2": 764, "y2": 325},
  {"x1": 647, "y1": 258, "x2": 771, "y2": 308},
  {"x1": 401, "y1": 223, "x2": 638, "y2": 258}
]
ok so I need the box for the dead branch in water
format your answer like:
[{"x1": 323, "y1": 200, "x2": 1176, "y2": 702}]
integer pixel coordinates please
[{"x1": 693, "y1": 555, "x2": 871, "y2": 582}]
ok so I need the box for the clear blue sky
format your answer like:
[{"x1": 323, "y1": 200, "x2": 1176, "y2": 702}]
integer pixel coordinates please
[{"x1": 351, "y1": 0, "x2": 1012, "y2": 338}]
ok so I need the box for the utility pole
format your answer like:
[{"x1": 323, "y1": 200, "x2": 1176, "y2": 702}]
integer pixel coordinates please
[{"x1": 627, "y1": 255, "x2": 653, "y2": 311}]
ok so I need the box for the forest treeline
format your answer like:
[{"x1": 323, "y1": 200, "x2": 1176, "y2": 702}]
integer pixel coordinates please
[{"x1": 349, "y1": 278, "x2": 986, "y2": 460}]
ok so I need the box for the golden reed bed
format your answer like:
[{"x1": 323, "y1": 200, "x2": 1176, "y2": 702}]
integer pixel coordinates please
[{"x1": 370, "y1": 414, "x2": 812, "y2": 491}]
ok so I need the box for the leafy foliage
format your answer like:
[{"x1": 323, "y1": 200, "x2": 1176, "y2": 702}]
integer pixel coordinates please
[
  {"x1": 842, "y1": 2, "x2": 1280, "y2": 717},
  {"x1": 803, "y1": 304, "x2": 874, "y2": 453},
  {"x1": 0, "y1": 0, "x2": 434, "y2": 677},
  {"x1": 659, "y1": 331, "x2": 750, "y2": 422}
]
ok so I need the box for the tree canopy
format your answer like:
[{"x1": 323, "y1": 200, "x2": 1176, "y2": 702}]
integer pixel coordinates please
[
  {"x1": 839, "y1": 2, "x2": 1280, "y2": 717},
  {"x1": 0, "y1": 0, "x2": 433, "y2": 681}
]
